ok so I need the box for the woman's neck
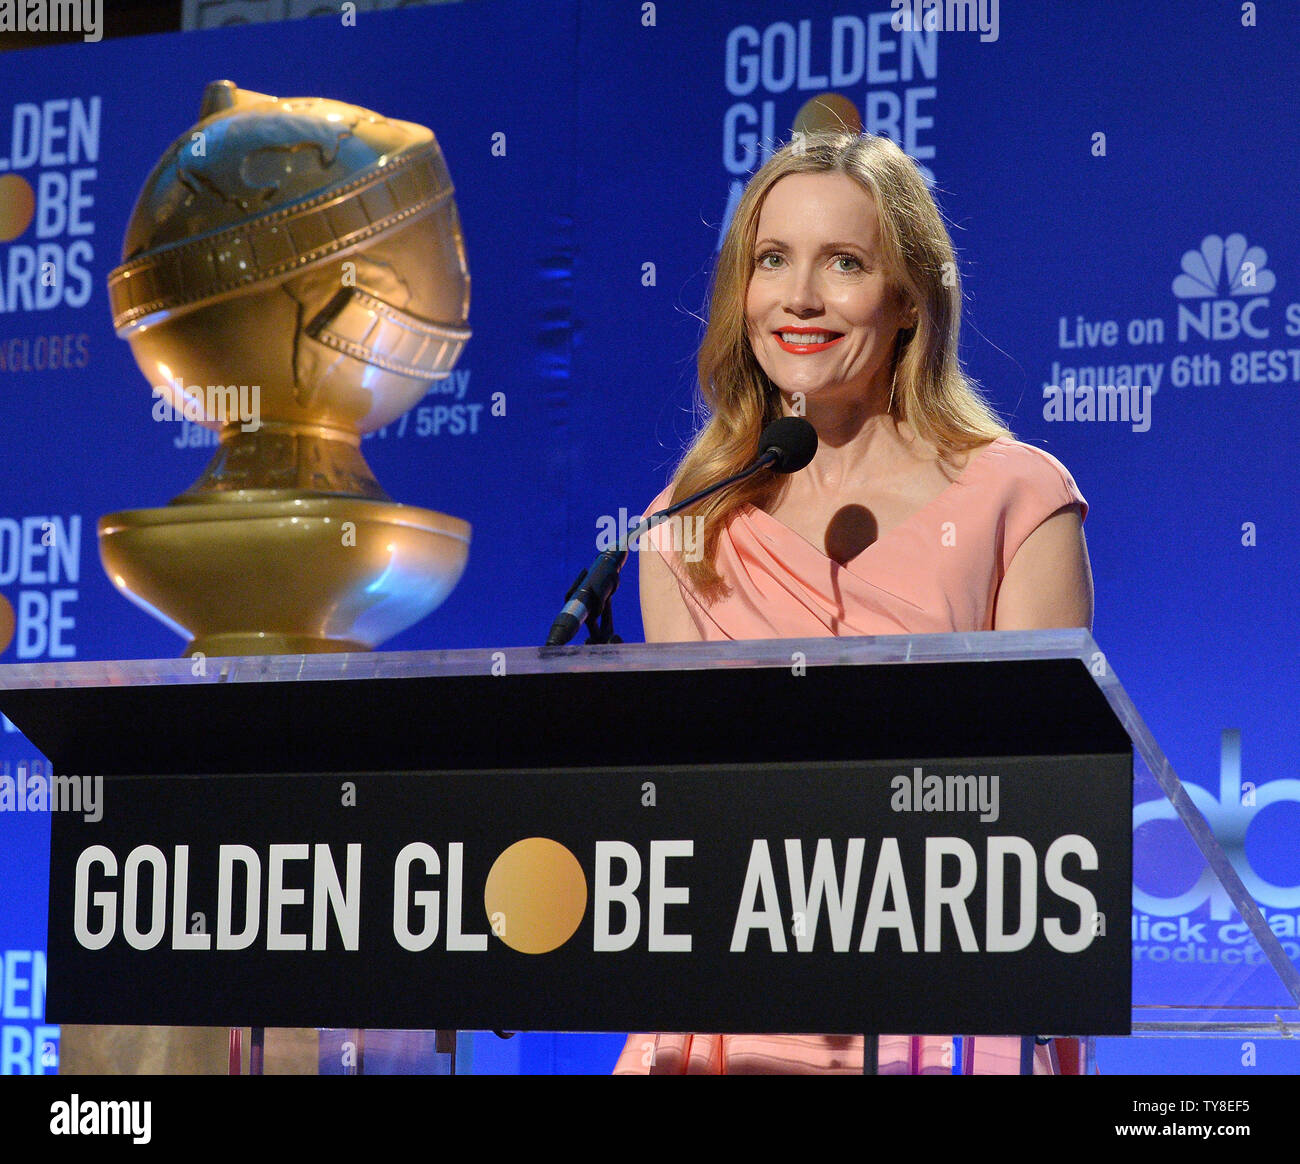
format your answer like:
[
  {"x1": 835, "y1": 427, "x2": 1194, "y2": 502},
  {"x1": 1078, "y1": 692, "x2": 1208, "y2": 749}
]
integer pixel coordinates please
[{"x1": 778, "y1": 388, "x2": 923, "y2": 490}]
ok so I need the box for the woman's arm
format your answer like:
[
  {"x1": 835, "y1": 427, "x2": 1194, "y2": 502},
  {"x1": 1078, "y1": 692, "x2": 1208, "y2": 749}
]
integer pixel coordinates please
[
  {"x1": 638, "y1": 543, "x2": 704, "y2": 642},
  {"x1": 992, "y1": 504, "x2": 1094, "y2": 631}
]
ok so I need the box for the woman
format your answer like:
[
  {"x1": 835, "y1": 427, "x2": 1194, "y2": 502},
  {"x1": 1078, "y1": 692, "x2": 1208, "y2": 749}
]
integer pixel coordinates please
[{"x1": 615, "y1": 131, "x2": 1092, "y2": 1074}]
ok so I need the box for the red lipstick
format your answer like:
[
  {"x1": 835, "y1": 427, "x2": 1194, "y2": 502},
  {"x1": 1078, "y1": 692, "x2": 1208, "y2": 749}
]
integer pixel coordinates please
[{"x1": 773, "y1": 327, "x2": 844, "y2": 354}]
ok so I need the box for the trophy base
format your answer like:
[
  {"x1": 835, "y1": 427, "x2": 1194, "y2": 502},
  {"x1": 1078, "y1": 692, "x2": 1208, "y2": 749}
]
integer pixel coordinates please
[
  {"x1": 183, "y1": 632, "x2": 369, "y2": 657},
  {"x1": 99, "y1": 495, "x2": 471, "y2": 656}
]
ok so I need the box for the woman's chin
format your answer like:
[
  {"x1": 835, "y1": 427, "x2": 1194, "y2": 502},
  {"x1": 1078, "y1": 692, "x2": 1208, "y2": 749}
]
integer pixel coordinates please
[{"x1": 778, "y1": 380, "x2": 876, "y2": 407}]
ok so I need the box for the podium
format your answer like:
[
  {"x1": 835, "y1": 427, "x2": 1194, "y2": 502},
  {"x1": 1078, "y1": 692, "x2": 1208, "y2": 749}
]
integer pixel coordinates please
[{"x1": 1, "y1": 629, "x2": 1296, "y2": 1074}]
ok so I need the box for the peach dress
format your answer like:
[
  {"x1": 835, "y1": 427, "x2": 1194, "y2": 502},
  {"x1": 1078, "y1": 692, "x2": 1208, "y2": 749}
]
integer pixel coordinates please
[{"x1": 614, "y1": 436, "x2": 1089, "y2": 1075}]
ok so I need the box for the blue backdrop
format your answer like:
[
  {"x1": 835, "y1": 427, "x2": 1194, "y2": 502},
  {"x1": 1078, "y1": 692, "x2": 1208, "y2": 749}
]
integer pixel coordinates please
[{"x1": 0, "y1": 0, "x2": 1297, "y2": 1074}]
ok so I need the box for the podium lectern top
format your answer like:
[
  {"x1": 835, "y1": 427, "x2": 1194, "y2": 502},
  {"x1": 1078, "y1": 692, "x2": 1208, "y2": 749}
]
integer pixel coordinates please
[
  {"x1": 0, "y1": 626, "x2": 1103, "y2": 687},
  {"x1": 0, "y1": 630, "x2": 1127, "y2": 777}
]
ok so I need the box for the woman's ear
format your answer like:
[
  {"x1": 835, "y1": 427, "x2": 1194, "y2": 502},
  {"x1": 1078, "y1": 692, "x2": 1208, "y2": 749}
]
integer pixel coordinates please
[{"x1": 894, "y1": 286, "x2": 918, "y2": 331}]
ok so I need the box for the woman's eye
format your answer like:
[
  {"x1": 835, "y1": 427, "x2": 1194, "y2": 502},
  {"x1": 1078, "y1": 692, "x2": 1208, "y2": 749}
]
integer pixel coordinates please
[{"x1": 754, "y1": 252, "x2": 864, "y2": 271}]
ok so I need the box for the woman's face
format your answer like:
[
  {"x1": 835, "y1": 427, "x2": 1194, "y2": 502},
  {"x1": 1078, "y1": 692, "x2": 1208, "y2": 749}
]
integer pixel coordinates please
[{"x1": 745, "y1": 171, "x2": 912, "y2": 407}]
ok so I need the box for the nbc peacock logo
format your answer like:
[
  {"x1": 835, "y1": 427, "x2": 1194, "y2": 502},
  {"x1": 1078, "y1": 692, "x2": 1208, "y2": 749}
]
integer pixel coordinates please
[
  {"x1": 1172, "y1": 233, "x2": 1275, "y2": 299},
  {"x1": 1173, "y1": 234, "x2": 1274, "y2": 342}
]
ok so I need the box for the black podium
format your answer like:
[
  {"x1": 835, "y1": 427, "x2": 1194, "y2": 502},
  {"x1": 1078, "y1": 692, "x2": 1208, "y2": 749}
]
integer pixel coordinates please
[{"x1": 2, "y1": 630, "x2": 1296, "y2": 1072}]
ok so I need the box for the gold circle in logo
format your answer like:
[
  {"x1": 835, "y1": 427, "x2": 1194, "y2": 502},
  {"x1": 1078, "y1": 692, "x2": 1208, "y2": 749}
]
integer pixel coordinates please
[
  {"x1": 0, "y1": 593, "x2": 14, "y2": 656},
  {"x1": 793, "y1": 93, "x2": 863, "y2": 137},
  {"x1": 0, "y1": 175, "x2": 36, "y2": 243},
  {"x1": 483, "y1": 837, "x2": 588, "y2": 955}
]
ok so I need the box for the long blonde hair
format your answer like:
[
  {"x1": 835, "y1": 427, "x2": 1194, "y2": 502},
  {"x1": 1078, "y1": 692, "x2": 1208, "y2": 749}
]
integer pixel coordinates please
[{"x1": 671, "y1": 131, "x2": 1012, "y2": 600}]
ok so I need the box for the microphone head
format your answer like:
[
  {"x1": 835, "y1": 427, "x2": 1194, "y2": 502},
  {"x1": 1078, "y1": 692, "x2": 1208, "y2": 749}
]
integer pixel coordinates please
[{"x1": 759, "y1": 417, "x2": 818, "y2": 473}]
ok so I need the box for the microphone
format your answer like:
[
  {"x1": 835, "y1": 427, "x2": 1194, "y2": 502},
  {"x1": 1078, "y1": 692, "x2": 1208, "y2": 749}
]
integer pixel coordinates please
[
  {"x1": 543, "y1": 418, "x2": 818, "y2": 646},
  {"x1": 753, "y1": 416, "x2": 817, "y2": 474}
]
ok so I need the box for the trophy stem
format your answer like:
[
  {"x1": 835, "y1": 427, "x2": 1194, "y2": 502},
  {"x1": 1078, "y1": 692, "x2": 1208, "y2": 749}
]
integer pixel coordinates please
[{"x1": 177, "y1": 422, "x2": 390, "y2": 502}]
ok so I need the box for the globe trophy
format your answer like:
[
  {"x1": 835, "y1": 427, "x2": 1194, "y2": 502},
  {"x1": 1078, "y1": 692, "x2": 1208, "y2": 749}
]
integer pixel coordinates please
[{"x1": 100, "y1": 80, "x2": 472, "y2": 656}]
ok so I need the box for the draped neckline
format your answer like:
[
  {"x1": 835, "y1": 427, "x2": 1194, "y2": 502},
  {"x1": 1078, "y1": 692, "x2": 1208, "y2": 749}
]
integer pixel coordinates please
[{"x1": 745, "y1": 436, "x2": 1008, "y2": 573}]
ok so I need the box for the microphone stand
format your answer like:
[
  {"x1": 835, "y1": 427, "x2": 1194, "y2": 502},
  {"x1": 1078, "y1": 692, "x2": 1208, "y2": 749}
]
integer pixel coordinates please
[{"x1": 544, "y1": 449, "x2": 786, "y2": 647}]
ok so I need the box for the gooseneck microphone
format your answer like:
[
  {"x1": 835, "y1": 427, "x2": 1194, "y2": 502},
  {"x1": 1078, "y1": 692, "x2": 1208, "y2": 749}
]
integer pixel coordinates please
[
  {"x1": 751, "y1": 415, "x2": 818, "y2": 474},
  {"x1": 544, "y1": 417, "x2": 818, "y2": 646}
]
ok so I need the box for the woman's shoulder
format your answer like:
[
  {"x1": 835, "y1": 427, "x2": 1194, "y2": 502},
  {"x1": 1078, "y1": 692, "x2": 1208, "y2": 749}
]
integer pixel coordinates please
[
  {"x1": 640, "y1": 483, "x2": 687, "y2": 561},
  {"x1": 973, "y1": 436, "x2": 1088, "y2": 522}
]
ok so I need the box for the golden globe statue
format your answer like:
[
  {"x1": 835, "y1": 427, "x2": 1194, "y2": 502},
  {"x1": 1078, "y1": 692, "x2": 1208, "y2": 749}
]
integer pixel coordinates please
[{"x1": 99, "y1": 80, "x2": 472, "y2": 656}]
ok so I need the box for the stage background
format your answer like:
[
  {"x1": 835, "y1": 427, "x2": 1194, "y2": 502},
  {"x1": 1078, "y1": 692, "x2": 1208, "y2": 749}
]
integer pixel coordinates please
[{"x1": 0, "y1": 0, "x2": 1296, "y2": 1074}]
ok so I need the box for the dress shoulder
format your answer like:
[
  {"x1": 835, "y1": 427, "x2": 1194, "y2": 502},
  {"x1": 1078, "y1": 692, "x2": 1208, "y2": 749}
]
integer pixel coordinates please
[
  {"x1": 992, "y1": 439, "x2": 1088, "y2": 519},
  {"x1": 641, "y1": 483, "x2": 683, "y2": 561},
  {"x1": 979, "y1": 438, "x2": 1088, "y2": 577}
]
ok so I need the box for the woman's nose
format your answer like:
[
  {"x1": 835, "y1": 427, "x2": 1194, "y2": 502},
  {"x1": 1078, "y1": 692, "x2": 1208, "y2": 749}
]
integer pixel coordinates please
[{"x1": 781, "y1": 265, "x2": 822, "y2": 314}]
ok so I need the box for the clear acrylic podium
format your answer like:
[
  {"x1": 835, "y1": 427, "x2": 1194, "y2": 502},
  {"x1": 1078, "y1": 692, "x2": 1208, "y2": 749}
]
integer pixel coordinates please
[{"x1": 1, "y1": 628, "x2": 1295, "y2": 1075}]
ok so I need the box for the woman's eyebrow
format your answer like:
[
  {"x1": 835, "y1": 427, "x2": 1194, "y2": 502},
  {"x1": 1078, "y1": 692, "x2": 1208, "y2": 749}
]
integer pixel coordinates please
[{"x1": 753, "y1": 238, "x2": 870, "y2": 253}]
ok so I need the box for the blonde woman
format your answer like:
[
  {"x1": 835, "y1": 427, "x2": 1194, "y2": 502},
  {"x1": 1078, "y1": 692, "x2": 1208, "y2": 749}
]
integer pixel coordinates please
[{"x1": 617, "y1": 132, "x2": 1092, "y2": 1074}]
